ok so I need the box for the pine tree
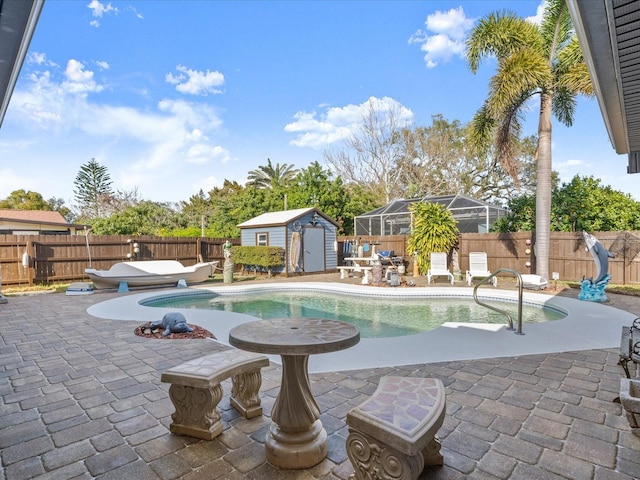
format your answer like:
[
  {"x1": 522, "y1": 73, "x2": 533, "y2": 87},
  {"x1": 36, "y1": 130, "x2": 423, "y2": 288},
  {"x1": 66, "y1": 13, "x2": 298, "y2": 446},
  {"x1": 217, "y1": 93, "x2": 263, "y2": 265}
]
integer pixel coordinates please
[{"x1": 73, "y1": 158, "x2": 114, "y2": 219}]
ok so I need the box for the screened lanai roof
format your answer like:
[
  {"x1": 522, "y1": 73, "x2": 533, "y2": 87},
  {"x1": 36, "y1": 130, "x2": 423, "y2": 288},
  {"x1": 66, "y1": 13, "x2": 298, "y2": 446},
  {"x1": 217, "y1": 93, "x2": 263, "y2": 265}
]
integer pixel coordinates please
[{"x1": 354, "y1": 194, "x2": 509, "y2": 235}]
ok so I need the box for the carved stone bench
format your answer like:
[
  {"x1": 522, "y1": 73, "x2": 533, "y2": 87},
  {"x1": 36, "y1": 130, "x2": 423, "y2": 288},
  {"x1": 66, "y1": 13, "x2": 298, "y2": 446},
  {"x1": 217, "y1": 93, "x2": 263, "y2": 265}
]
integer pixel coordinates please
[
  {"x1": 161, "y1": 349, "x2": 269, "y2": 440},
  {"x1": 338, "y1": 266, "x2": 373, "y2": 284},
  {"x1": 619, "y1": 319, "x2": 640, "y2": 378},
  {"x1": 346, "y1": 376, "x2": 446, "y2": 480}
]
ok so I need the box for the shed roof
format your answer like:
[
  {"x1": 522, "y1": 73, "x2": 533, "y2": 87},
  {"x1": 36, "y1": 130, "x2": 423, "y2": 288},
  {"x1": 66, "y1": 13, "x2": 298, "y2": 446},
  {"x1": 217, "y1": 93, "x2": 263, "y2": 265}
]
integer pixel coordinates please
[{"x1": 238, "y1": 207, "x2": 338, "y2": 228}]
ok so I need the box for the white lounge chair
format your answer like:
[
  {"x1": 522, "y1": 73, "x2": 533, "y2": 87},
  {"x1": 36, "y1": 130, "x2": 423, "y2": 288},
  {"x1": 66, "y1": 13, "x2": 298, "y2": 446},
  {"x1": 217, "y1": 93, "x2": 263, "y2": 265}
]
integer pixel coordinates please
[
  {"x1": 466, "y1": 252, "x2": 497, "y2": 287},
  {"x1": 426, "y1": 252, "x2": 454, "y2": 285}
]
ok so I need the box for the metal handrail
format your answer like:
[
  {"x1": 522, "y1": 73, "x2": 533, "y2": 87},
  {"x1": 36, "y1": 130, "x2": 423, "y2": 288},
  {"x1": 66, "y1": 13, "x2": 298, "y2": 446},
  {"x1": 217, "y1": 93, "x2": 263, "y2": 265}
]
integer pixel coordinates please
[{"x1": 473, "y1": 268, "x2": 524, "y2": 335}]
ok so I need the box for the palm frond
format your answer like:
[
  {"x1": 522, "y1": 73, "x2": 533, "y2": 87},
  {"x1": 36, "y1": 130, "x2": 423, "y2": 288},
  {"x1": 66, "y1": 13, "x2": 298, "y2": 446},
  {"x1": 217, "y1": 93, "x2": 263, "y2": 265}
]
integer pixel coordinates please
[
  {"x1": 556, "y1": 38, "x2": 594, "y2": 96},
  {"x1": 467, "y1": 105, "x2": 496, "y2": 157},
  {"x1": 494, "y1": 101, "x2": 526, "y2": 185},
  {"x1": 552, "y1": 88, "x2": 577, "y2": 126},
  {"x1": 540, "y1": 0, "x2": 572, "y2": 60},
  {"x1": 556, "y1": 36, "x2": 585, "y2": 69},
  {"x1": 486, "y1": 48, "x2": 552, "y2": 118},
  {"x1": 247, "y1": 158, "x2": 299, "y2": 189},
  {"x1": 465, "y1": 11, "x2": 543, "y2": 73},
  {"x1": 558, "y1": 63, "x2": 594, "y2": 97}
]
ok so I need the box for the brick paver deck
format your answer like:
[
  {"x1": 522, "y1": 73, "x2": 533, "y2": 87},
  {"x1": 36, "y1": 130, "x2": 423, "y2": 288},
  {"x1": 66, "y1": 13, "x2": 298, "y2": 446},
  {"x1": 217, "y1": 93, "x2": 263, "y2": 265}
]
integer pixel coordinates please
[{"x1": 1, "y1": 275, "x2": 639, "y2": 479}]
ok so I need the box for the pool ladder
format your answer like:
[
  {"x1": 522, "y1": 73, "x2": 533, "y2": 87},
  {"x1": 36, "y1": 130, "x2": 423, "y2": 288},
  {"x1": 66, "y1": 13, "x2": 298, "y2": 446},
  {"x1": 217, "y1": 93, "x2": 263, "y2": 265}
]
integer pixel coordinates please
[{"x1": 473, "y1": 268, "x2": 524, "y2": 335}]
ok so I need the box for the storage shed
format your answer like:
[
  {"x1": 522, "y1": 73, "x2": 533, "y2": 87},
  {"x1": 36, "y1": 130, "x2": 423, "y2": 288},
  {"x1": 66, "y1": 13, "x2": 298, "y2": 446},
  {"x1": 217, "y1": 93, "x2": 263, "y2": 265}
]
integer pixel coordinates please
[
  {"x1": 237, "y1": 207, "x2": 339, "y2": 275},
  {"x1": 354, "y1": 194, "x2": 509, "y2": 236}
]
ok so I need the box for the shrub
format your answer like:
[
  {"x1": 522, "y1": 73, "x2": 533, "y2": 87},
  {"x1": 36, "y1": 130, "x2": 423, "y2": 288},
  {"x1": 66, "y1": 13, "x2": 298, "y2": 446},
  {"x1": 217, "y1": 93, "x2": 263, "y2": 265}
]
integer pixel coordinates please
[
  {"x1": 406, "y1": 202, "x2": 459, "y2": 275},
  {"x1": 230, "y1": 246, "x2": 284, "y2": 277}
]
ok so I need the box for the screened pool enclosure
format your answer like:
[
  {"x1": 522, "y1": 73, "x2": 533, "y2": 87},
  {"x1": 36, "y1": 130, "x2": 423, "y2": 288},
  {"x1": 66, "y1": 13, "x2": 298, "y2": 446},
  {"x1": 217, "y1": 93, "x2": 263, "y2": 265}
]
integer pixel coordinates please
[{"x1": 354, "y1": 194, "x2": 509, "y2": 236}]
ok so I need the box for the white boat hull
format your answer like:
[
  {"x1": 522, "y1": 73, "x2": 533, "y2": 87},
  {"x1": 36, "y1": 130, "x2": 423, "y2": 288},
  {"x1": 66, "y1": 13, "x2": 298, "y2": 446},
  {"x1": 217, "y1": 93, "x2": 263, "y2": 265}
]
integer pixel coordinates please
[{"x1": 85, "y1": 260, "x2": 218, "y2": 289}]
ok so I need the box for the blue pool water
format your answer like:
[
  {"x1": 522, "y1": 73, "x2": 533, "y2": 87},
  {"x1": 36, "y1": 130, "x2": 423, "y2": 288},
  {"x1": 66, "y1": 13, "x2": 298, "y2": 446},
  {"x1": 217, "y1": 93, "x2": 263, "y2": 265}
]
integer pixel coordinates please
[{"x1": 142, "y1": 291, "x2": 566, "y2": 338}]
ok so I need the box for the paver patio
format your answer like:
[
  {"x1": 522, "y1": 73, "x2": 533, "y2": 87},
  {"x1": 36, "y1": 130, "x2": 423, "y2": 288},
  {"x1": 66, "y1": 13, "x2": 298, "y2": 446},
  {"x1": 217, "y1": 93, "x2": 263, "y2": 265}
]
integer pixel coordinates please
[{"x1": 1, "y1": 274, "x2": 639, "y2": 479}]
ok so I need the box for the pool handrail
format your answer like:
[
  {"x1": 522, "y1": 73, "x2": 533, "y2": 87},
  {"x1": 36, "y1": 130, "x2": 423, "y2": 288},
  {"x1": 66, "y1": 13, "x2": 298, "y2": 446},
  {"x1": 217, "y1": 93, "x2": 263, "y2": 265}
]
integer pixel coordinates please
[{"x1": 473, "y1": 268, "x2": 524, "y2": 335}]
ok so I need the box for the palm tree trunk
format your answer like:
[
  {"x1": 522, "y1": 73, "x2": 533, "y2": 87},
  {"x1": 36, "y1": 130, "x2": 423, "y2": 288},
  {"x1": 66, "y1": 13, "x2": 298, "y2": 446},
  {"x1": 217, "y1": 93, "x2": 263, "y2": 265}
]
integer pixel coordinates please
[{"x1": 535, "y1": 92, "x2": 553, "y2": 280}]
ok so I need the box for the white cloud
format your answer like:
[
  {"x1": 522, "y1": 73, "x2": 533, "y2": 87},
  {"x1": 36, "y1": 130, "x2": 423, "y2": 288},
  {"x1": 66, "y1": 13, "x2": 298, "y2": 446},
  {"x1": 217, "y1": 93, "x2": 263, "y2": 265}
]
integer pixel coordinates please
[
  {"x1": 87, "y1": 0, "x2": 118, "y2": 27},
  {"x1": 193, "y1": 175, "x2": 220, "y2": 194},
  {"x1": 127, "y1": 5, "x2": 144, "y2": 20},
  {"x1": 553, "y1": 158, "x2": 588, "y2": 186},
  {"x1": 95, "y1": 60, "x2": 110, "y2": 70},
  {"x1": 527, "y1": 2, "x2": 546, "y2": 25},
  {"x1": 27, "y1": 52, "x2": 57, "y2": 67},
  {"x1": 7, "y1": 57, "x2": 230, "y2": 200},
  {"x1": 87, "y1": 0, "x2": 143, "y2": 27},
  {"x1": 186, "y1": 144, "x2": 232, "y2": 165},
  {"x1": 285, "y1": 96, "x2": 414, "y2": 149},
  {"x1": 564, "y1": 159, "x2": 584, "y2": 167},
  {"x1": 409, "y1": 7, "x2": 475, "y2": 68},
  {"x1": 62, "y1": 59, "x2": 105, "y2": 95},
  {"x1": 166, "y1": 65, "x2": 225, "y2": 96}
]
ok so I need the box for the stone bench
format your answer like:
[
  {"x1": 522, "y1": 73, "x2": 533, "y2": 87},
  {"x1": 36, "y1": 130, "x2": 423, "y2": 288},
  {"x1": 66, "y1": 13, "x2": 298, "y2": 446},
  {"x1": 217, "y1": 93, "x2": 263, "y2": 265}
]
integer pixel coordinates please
[
  {"x1": 619, "y1": 319, "x2": 640, "y2": 378},
  {"x1": 346, "y1": 376, "x2": 446, "y2": 480},
  {"x1": 161, "y1": 349, "x2": 269, "y2": 440},
  {"x1": 338, "y1": 266, "x2": 373, "y2": 284}
]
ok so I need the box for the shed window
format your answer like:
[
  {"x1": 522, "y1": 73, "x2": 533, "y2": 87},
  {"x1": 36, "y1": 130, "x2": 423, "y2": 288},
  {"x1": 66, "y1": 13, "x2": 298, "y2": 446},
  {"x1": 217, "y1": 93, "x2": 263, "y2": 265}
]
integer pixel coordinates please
[{"x1": 256, "y1": 232, "x2": 269, "y2": 246}]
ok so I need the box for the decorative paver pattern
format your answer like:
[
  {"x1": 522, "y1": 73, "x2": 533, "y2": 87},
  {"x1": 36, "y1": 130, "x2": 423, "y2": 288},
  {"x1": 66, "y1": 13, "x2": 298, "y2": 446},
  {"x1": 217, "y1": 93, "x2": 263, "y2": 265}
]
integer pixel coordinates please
[{"x1": 0, "y1": 276, "x2": 640, "y2": 479}]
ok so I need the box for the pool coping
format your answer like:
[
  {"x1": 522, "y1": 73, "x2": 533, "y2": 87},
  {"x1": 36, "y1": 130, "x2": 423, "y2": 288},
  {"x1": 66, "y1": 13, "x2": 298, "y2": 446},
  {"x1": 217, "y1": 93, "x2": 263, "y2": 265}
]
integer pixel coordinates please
[{"x1": 87, "y1": 282, "x2": 636, "y2": 373}]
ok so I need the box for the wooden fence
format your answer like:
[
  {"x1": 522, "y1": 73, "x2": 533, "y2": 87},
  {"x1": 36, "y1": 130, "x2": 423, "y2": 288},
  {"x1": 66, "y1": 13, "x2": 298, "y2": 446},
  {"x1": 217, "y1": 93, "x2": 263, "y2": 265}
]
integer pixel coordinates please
[
  {"x1": 1, "y1": 231, "x2": 639, "y2": 286},
  {"x1": 339, "y1": 231, "x2": 640, "y2": 285},
  {"x1": 0, "y1": 235, "x2": 237, "y2": 287}
]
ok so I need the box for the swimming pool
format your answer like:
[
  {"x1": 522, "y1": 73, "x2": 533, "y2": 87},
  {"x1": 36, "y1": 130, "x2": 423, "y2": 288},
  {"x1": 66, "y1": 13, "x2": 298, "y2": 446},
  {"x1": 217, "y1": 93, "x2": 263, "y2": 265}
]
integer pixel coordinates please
[
  {"x1": 87, "y1": 282, "x2": 634, "y2": 372},
  {"x1": 141, "y1": 290, "x2": 566, "y2": 338}
]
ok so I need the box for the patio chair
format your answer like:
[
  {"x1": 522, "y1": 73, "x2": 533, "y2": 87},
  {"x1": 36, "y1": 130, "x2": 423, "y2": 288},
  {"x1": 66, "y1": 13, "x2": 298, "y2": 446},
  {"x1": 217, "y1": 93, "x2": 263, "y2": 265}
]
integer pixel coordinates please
[
  {"x1": 426, "y1": 252, "x2": 454, "y2": 285},
  {"x1": 466, "y1": 252, "x2": 497, "y2": 287}
]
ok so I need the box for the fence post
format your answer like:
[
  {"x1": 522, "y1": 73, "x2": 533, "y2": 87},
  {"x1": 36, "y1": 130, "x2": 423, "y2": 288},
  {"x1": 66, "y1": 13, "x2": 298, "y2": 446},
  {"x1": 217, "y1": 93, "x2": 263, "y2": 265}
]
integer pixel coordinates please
[
  {"x1": 0, "y1": 264, "x2": 7, "y2": 303},
  {"x1": 26, "y1": 239, "x2": 33, "y2": 287}
]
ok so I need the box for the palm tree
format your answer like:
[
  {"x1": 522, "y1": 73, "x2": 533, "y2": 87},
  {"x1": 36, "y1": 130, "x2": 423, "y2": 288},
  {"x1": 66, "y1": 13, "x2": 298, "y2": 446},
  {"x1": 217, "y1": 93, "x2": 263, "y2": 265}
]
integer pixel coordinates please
[
  {"x1": 246, "y1": 158, "x2": 299, "y2": 190},
  {"x1": 465, "y1": 0, "x2": 593, "y2": 279}
]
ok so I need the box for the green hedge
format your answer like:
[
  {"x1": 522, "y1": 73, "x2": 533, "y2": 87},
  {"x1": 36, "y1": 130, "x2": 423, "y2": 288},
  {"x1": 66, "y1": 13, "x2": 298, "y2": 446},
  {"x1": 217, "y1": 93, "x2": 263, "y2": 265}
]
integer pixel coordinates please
[{"x1": 230, "y1": 246, "x2": 284, "y2": 275}]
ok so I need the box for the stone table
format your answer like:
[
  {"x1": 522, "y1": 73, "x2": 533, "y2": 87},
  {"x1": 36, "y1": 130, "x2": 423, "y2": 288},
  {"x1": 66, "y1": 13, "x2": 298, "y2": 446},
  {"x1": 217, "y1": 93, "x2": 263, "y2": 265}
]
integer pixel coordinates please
[{"x1": 229, "y1": 317, "x2": 360, "y2": 469}]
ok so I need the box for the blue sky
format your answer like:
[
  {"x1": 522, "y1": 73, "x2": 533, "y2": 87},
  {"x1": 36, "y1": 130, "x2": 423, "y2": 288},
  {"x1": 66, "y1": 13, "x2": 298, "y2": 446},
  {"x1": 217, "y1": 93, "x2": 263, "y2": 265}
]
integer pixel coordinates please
[{"x1": 0, "y1": 0, "x2": 636, "y2": 205}]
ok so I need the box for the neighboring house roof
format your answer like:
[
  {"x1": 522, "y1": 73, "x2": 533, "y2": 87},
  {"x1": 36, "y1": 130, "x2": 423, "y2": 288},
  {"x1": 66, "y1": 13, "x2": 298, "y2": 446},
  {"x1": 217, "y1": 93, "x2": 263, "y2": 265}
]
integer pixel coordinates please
[
  {"x1": 568, "y1": 0, "x2": 640, "y2": 173},
  {"x1": 238, "y1": 207, "x2": 339, "y2": 228},
  {"x1": 0, "y1": 0, "x2": 44, "y2": 128},
  {"x1": 0, "y1": 209, "x2": 70, "y2": 227}
]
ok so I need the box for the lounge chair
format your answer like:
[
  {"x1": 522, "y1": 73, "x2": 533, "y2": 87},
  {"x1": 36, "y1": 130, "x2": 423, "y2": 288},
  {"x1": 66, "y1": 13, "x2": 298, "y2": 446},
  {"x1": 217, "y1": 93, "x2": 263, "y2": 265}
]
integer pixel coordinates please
[
  {"x1": 466, "y1": 252, "x2": 497, "y2": 287},
  {"x1": 426, "y1": 252, "x2": 454, "y2": 285}
]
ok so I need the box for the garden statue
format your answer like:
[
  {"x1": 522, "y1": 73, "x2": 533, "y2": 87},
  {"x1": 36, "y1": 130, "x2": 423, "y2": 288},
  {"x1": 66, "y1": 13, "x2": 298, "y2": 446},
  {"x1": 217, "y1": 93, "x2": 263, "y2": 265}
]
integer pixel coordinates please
[
  {"x1": 223, "y1": 239, "x2": 234, "y2": 284},
  {"x1": 579, "y1": 231, "x2": 615, "y2": 302},
  {"x1": 223, "y1": 239, "x2": 233, "y2": 260},
  {"x1": 151, "y1": 312, "x2": 194, "y2": 337}
]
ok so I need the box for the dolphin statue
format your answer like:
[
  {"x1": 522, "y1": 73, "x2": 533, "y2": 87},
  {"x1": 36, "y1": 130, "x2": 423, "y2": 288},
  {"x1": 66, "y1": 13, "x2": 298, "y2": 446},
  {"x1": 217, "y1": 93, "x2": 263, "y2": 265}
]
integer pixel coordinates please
[{"x1": 582, "y1": 231, "x2": 615, "y2": 284}]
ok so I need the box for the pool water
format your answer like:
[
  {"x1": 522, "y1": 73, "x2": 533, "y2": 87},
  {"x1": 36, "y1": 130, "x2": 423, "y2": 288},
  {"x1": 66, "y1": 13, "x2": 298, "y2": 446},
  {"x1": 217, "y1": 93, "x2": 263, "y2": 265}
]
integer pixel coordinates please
[{"x1": 143, "y1": 291, "x2": 566, "y2": 338}]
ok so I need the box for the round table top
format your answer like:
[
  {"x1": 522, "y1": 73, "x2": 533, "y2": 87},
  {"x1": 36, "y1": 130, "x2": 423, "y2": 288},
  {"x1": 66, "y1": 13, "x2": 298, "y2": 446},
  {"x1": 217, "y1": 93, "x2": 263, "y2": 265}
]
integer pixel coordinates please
[{"x1": 228, "y1": 318, "x2": 360, "y2": 356}]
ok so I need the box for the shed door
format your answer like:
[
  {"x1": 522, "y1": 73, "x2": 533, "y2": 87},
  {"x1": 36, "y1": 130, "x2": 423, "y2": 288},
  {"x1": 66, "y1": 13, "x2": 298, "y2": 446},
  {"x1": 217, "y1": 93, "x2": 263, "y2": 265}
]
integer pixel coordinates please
[{"x1": 303, "y1": 227, "x2": 325, "y2": 273}]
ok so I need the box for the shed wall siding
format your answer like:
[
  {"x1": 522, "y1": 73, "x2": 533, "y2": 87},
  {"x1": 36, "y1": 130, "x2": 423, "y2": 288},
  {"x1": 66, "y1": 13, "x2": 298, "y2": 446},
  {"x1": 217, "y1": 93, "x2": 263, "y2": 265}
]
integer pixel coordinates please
[
  {"x1": 240, "y1": 209, "x2": 338, "y2": 274},
  {"x1": 240, "y1": 227, "x2": 286, "y2": 249}
]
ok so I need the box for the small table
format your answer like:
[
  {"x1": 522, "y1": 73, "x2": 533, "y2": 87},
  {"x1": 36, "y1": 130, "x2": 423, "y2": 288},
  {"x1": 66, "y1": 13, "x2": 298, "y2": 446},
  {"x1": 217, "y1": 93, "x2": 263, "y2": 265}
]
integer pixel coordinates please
[{"x1": 229, "y1": 318, "x2": 360, "y2": 469}]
